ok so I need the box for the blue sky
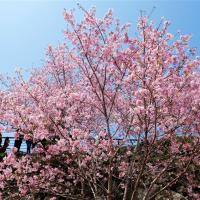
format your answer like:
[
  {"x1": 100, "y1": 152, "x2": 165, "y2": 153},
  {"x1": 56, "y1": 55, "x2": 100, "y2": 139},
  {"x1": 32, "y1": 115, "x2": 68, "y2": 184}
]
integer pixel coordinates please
[{"x1": 0, "y1": 0, "x2": 199, "y2": 76}]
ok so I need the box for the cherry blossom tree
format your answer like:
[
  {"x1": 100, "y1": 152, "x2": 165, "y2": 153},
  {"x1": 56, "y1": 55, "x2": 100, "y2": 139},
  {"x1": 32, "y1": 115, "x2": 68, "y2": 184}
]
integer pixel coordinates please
[{"x1": 0, "y1": 5, "x2": 200, "y2": 200}]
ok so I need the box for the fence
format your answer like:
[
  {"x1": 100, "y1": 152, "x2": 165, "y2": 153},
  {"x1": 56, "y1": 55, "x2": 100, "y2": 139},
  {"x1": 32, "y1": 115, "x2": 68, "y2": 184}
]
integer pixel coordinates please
[
  {"x1": 2, "y1": 137, "x2": 27, "y2": 152},
  {"x1": 1, "y1": 137, "x2": 137, "y2": 153}
]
